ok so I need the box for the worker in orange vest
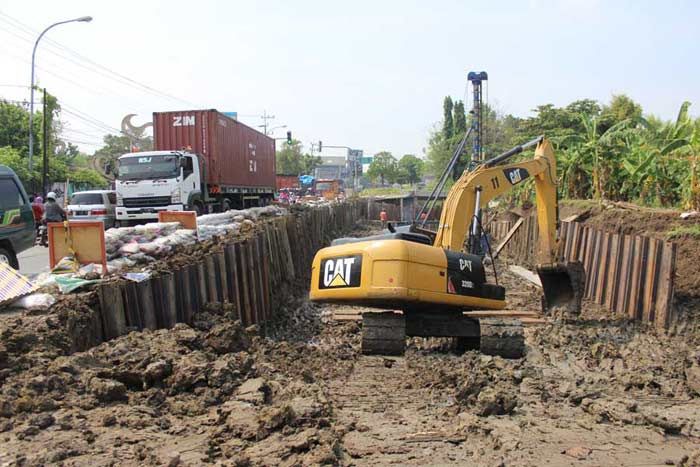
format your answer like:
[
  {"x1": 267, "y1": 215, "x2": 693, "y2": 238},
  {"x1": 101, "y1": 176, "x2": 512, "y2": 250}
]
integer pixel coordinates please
[{"x1": 380, "y1": 209, "x2": 388, "y2": 229}]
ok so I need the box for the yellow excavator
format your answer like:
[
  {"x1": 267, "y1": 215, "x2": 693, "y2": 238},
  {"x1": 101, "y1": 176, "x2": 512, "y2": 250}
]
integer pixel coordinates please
[{"x1": 309, "y1": 136, "x2": 584, "y2": 358}]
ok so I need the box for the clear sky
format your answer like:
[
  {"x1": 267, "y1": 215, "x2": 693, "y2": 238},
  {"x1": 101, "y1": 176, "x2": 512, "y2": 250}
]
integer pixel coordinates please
[{"x1": 1, "y1": 0, "x2": 698, "y2": 159}]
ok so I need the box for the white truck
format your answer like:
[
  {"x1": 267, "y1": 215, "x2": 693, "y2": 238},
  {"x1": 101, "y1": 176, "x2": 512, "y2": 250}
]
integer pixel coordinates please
[
  {"x1": 114, "y1": 110, "x2": 275, "y2": 225},
  {"x1": 115, "y1": 151, "x2": 201, "y2": 225}
]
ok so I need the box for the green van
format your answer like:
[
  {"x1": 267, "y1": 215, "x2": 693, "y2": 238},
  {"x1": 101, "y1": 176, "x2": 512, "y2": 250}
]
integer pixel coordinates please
[{"x1": 0, "y1": 166, "x2": 35, "y2": 268}]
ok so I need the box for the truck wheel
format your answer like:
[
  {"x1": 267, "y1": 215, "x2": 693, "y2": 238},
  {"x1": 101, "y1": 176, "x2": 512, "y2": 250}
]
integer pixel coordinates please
[
  {"x1": 0, "y1": 247, "x2": 19, "y2": 270},
  {"x1": 193, "y1": 202, "x2": 204, "y2": 217}
]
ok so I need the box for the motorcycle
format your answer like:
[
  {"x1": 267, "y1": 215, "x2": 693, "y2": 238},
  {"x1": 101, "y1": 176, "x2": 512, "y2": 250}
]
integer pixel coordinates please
[{"x1": 35, "y1": 221, "x2": 48, "y2": 247}]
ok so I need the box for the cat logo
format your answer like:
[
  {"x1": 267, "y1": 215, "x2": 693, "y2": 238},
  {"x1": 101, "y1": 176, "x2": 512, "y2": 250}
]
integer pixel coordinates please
[
  {"x1": 459, "y1": 258, "x2": 472, "y2": 272},
  {"x1": 503, "y1": 167, "x2": 530, "y2": 186},
  {"x1": 319, "y1": 255, "x2": 362, "y2": 289}
]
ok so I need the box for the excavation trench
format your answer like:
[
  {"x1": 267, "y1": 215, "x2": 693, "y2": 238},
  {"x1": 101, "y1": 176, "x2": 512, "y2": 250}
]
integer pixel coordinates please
[{"x1": 0, "y1": 202, "x2": 699, "y2": 466}]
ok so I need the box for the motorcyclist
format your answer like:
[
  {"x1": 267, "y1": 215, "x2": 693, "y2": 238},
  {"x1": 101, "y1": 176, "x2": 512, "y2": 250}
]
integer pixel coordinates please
[{"x1": 43, "y1": 192, "x2": 66, "y2": 223}]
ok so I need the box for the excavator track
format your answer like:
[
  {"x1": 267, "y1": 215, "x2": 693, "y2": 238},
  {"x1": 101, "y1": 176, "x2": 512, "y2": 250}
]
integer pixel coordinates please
[
  {"x1": 361, "y1": 311, "x2": 525, "y2": 359},
  {"x1": 361, "y1": 312, "x2": 406, "y2": 356},
  {"x1": 478, "y1": 317, "x2": 525, "y2": 359}
]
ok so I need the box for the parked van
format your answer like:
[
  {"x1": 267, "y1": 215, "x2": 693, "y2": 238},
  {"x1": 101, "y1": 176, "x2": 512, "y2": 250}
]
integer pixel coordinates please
[{"x1": 0, "y1": 166, "x2": 35, "y2": 268}]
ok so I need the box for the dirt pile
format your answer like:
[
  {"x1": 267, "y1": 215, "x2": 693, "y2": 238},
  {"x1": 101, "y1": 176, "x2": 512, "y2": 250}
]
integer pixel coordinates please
[
  {"x1": 0, "y1": 302, "x2": 359, "y2": 466},
  {"x1": 0, "y1": 293, "x2": 100, "y2": 383}
]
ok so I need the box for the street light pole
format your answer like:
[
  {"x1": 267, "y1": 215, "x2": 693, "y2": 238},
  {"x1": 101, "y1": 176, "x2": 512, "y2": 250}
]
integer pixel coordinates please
[{"x1": 28, "y1": 15, "x2": 92, "y2": 173}]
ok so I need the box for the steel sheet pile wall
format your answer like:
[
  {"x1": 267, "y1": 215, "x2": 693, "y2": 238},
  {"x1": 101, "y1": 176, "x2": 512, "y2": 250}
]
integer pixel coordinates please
[
  {"x1": 96, "y1": 201, "x2": 363, "y2": 341},
  {"x1": 489, "y1": 216, "x2": 677, "y2": 328},
  {"x1": 366, "y1": 199, "x2": 401, "y2": 221}
]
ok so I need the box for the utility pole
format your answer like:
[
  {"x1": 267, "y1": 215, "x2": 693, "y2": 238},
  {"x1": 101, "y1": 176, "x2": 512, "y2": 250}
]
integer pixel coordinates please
[
  {"x1": 42, "y1": 88, "x2": 48, "y2": 197},
  {"x1": 259, "y1": 110, "x2": 275, "y2": 135}
]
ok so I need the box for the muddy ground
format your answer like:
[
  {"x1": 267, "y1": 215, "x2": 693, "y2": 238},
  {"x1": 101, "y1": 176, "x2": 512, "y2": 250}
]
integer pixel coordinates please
[
  {"x1": 1, "y1": 209, "x2": 700, "y2": 466},
  {"x1": 1, "y1": 261, "x2": 699, "y2": 466}
]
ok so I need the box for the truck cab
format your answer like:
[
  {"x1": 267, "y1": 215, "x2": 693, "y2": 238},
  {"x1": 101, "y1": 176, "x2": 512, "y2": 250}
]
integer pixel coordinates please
[{"x1": 115, "y1": 151, "x2": 202, "y2": 224}]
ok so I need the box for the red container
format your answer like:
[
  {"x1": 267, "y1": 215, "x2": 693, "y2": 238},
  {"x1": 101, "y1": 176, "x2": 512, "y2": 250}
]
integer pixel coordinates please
[
  {"x1": 276, "y1": 175, "x2": 299, "y2": 190},
  {"x1": 153, "y1": 110, "x2": 276, "y2": 190}
]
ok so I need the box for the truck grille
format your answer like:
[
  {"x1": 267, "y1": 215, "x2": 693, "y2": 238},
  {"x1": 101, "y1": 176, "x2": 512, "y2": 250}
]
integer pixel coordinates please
[{"x1": 123, "y1": 196, "x2": 171, "y2": 208}]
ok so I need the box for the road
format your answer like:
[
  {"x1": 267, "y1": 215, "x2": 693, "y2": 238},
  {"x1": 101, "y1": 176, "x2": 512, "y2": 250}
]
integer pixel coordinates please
[{"x1": 17, "y1": 245, "x2": 49, "y2": 278}]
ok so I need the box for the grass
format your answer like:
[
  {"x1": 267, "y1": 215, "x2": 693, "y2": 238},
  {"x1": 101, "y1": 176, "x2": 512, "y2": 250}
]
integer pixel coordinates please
[{"x1": 667, "y1": 225, "x2": 700, "y2": 240}]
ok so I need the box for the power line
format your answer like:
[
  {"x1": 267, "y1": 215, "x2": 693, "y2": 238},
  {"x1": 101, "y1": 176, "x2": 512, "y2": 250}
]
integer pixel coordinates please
[
  {"x1": 61, "y1": 138, "x2": 103, "y2": 147},
  {"x1": 61, "y1": 128, "x2": 106, "y2": 139},
  {"x1": 0, "y1": 11, "x2": 200, "y2": 108},
  {"x1": 61, "y1": 105, "x2": 120, "y2": 134}
]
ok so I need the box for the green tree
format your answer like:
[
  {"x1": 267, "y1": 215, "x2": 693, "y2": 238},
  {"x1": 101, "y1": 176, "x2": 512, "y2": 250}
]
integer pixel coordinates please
[
  {"x1": 453, "y1": 100, "x2": 467, "y2": 135},
  {"x1": 275, "y1": 139, "x2": 321, "y2": 176},
  {"x1": 600, "y1": 94, "x2": 642, "y2": 133},
  {"x1": 397, "y1": 154, "x2": 424, "y2": 185},
  {"x1": 443, "y1": 97, "x2": 454, "y2": 140},
  {"x1": 300, "y1": 153, "x2": 322, "y2": 175},
  {"x1": 367, "y1": 151, "x2": 398, "y2": 186}
]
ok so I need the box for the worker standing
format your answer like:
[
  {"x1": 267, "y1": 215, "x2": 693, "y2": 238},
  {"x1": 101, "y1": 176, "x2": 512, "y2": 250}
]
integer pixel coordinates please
[{"x1": 380, "y1": 209, "x2": 388, "y2": 230}]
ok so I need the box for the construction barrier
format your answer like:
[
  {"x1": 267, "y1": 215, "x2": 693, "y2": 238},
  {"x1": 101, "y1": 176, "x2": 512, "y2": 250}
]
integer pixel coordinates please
[
  {"x1": 490, "y1": 216, "x2": 677, "y2": 329},
  {"x1": 96, "y1": 201, "x2": 365, "y2": 341}
]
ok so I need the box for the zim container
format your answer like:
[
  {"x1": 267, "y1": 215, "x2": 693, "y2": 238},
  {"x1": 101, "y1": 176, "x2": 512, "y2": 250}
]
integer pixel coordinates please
[{"x1": 153, "y1": 109, "x2": 275, "y2": 189}]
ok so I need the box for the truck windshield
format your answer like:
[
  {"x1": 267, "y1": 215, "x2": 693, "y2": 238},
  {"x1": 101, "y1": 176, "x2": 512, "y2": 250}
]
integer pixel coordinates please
[{"x1": 118, "y1": 155, "x2": 179, "y2": 180}]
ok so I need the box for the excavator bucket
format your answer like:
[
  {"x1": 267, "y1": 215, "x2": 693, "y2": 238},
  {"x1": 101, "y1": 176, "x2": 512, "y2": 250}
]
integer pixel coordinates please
[{"x1": 536, "y1": 261, "x2": 586, "y2": 315}]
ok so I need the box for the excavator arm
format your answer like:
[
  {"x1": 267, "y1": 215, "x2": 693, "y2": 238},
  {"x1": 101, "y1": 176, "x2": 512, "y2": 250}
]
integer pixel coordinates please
[
  {"x1": 434, "y1": 137, "x2": 584, "y2": 314},
  {"x1": 435, "y1": 138, "x2": 558, "y2": 263}
]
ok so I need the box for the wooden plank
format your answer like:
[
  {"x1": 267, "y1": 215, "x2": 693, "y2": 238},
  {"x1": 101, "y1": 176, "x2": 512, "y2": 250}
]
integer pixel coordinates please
[
  {"x1": 215, "y1": 251, "x2": 229, "y2": 303},
  {"x1": 585, "y1": 230, "x2": 601, "y2": 299},
  {"x1": 509, "y1": 265, "x2": 542, "y2": 287},
  {"x1": 161, "y1": 272, "x2": 177, "y2": 328},
  {"x1": 604, "y1": 233, "x2": 622, "y2": 310},
  {"x1": 196, "y1": 261, "x2": 208, "y2": 306},
  {"x1": 98, "y1": 282, "x2": 127, "y2": 340},
  {"x1": 246, "y1": 240, "x2": 260, "y2": 324},
  {"x1": 236, "y1": 242, "x2": 252, "y2": 325},
  {"x1": 627, "y1": 236, "x2": 647, "y2": 319},
  {"x1": 463, "y1": 310, "x2": 540, "y2": 318},
  {"x1": 642, "y1": 238, "x2": 661, "y2": 324},
  {"x1": 493, "y1": 217, "x2": 524, "y2": 259},
  {"x1": 279, "y1": 222, "x2": 295, "y2": 280},
  {"x1": 571, "y1": 223, "x2": 584, "y2": 263},
  {"x1": 654, "y1": 242, "x2": 676, "y2": 329},
  {"x1": 180, "y1": 265, "x2": 195, "y2": 324},
  {"x1": 137, "y1": 279, "x2": 157, "y2": 330},
  {"x1": 225, "y1": 244, "x2": 241, "y2": 318},
  {"x1": 205, "y1": 255, "x2": 218, "y2": 304},
  {"x1": 616, "y1": 235, "x2": 633, "y2": 315},
  {"x1": 174, "y1": 267, "x2": 186, "y2": 323},
  {"x1": 255, "y1": 234, "x2": 267, "y2": 321},
  {"x1": 259, "y1": 233, "x2": 272, "y2": 321},
  {"x1": 594, "y1": 232, "x2": 611, "y2": 304},
  {"x1": 122, "y1": 280, "x2": 142, "y2": 330}
]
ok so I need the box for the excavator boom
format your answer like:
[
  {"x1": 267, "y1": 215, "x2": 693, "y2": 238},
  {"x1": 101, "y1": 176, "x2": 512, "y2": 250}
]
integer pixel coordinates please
[{"x1": 435, "y1": 137, "x2": 584, "y2": 314}]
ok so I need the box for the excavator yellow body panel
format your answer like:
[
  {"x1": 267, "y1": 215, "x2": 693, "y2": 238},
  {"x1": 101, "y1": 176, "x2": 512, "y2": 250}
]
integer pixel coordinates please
[{"x1": 309, "y1": 239, "x2": 506, "y2": 311}]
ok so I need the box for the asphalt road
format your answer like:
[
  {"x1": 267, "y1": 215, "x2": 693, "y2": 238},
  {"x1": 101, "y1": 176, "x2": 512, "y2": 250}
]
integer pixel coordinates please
[{"x1": 18, "y1": 245, "x2": 50, "y2": 279}]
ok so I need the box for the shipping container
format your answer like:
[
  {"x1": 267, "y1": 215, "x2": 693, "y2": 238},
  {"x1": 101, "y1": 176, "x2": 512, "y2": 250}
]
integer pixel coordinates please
[
  {"x1": 153, "y1": 110, "x2": 276, "y2": 191},
  {"x1": 276, "y1": 175, "x2": 300, "y2": 190}
]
